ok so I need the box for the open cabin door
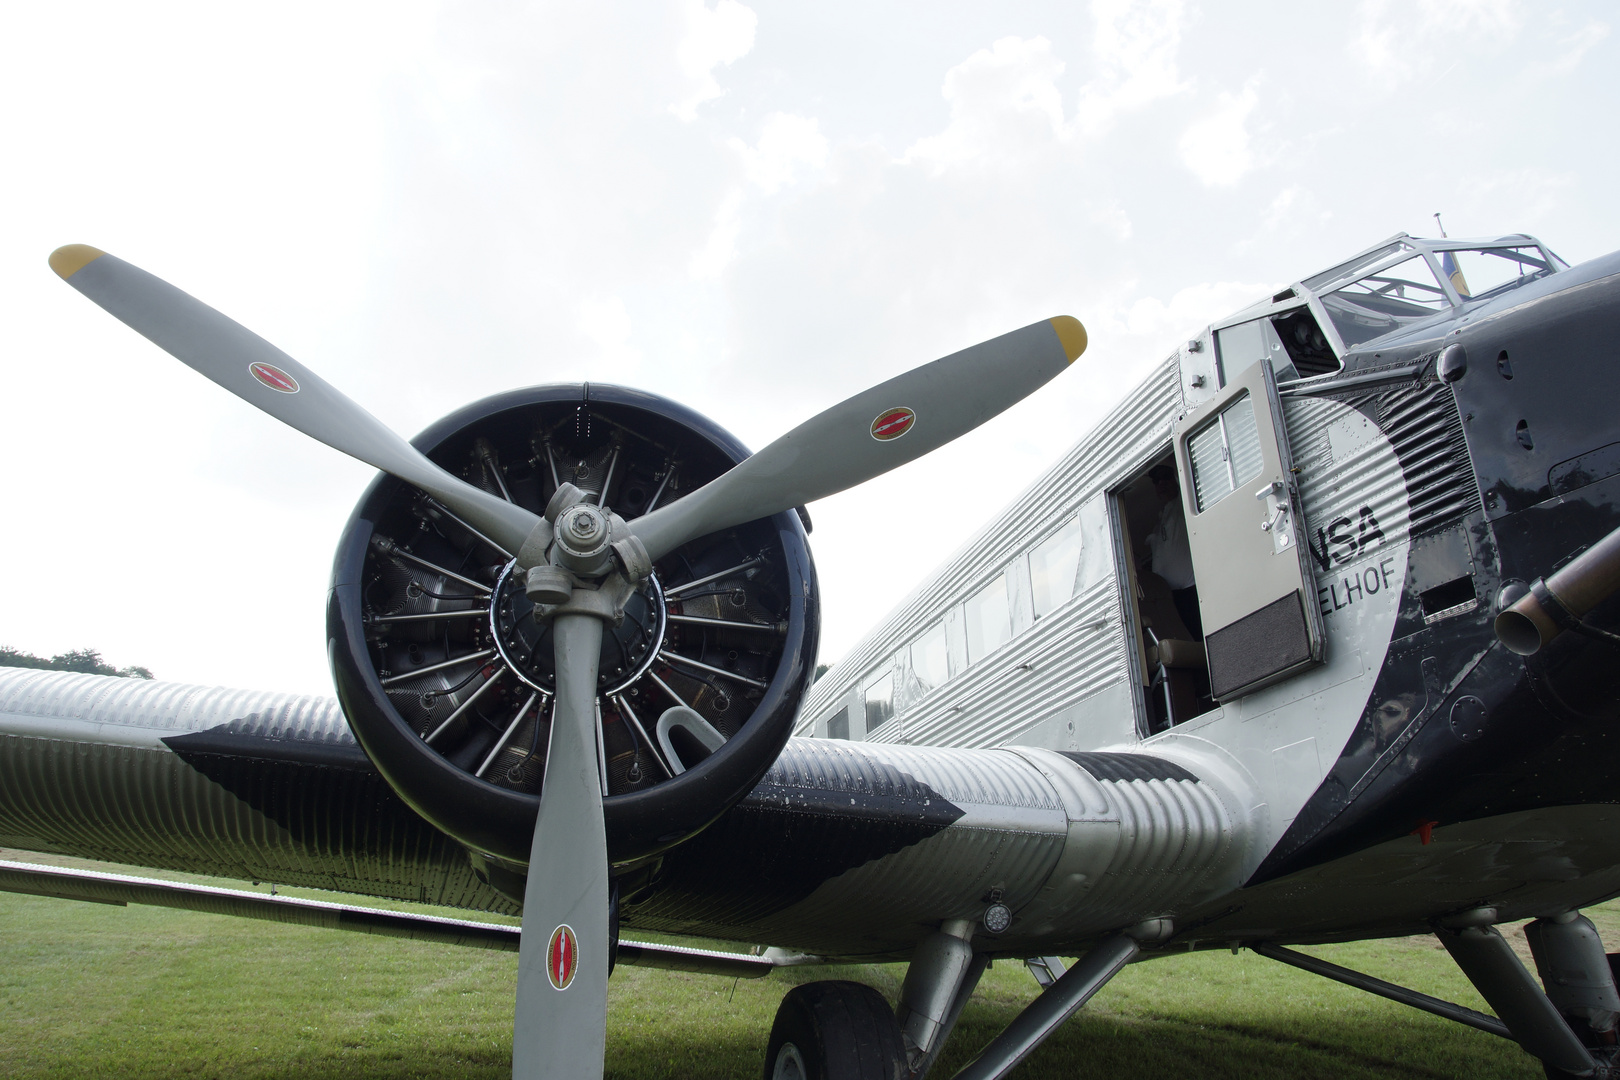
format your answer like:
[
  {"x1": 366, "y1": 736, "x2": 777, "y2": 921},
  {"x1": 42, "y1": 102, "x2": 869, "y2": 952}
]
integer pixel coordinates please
[{"x1": 1173, "y1": 357, "x2": 1324, "y2": 700}]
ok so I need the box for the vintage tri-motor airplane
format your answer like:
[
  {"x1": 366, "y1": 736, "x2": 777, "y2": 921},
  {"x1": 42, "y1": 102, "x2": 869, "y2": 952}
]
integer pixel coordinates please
[{"x1": 5, "y1": 230, "x2": 1620, "y2": 1080}]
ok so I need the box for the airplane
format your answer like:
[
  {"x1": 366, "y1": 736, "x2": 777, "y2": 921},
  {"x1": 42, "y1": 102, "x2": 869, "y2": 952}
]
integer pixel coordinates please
[{"x1": 3, "y1": 228, "x2": 1619, "y2": 1080}]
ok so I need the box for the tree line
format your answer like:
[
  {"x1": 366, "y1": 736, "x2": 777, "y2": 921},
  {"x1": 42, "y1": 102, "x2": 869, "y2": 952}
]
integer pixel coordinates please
[{"x1": 0, "y1": 647, "x2": 153, "y2": 679}]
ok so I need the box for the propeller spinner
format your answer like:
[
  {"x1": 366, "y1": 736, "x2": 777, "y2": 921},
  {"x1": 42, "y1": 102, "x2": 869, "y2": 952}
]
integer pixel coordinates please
[{"x1": 50, "y1": 243, "x2": 1085, "y2": 1079}]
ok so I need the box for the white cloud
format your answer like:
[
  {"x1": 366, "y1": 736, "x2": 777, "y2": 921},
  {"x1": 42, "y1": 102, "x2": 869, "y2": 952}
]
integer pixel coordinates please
[
  {"x1": 1456, "y1": 167, "x2": 1577, "y2": 226},
  {"x1": 1120, "y1": 280, "x2": 1277, "y2": 344},
  {"x1": 575, "y1": 294, "x2": 638, "y2": 368},
  {"x1": 730, "y1": 112, "x2": 830, "y2": 193},
  {"x1": 905, "y1": 36, "x2": 1069, "y2": 172},
  {"x1": 1090, "y1": 200, "x2": 1134, "y2": 241},
  {"x1": 1351, "y1": 0, "x2": 1523, "y2": 82},
  {"x1": 689, "y1": 189, "x2": 743, "y2": 279},
  {"x1": 1528, "y1": 19, "x2": 1610, "y2": 78},
  {"x1": 1179, "y1": 83, "x2": 1259, "y2": 186},
  {"x1": 670, "y1": 0, "x2": 758, "y2": 120},
  {"x1": 1242, "y1": 185, "x2": 1334, "y2": 248},
  {"x1": 1074, "y1": 0, "x2": 1190, "y2": 134}
]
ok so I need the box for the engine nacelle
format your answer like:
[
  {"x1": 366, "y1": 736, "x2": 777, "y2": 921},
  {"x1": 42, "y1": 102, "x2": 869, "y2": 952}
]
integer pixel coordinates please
[{"x1": 328, "y1": 384, "x2": 818, "y2": 875}]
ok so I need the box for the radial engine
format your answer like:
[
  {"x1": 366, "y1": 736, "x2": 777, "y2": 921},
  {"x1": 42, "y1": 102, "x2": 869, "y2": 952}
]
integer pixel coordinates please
[{"x1": 328, "y1": 384, "x2": 818, "y2": 885}]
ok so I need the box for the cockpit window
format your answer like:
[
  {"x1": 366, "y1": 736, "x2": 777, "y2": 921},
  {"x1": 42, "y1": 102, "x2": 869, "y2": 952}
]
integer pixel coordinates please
[
  {"x1": 1320, "y1": 254, "x2": 1449, "y2": 349},
  {"x1": 1301, "y1": 240, "x2": 1412, "y2": 293},
  {"x1": 1439, "y1": 246, "x2": 1555, "y2": 301},
  {"x1": 1215, "y1": 319, "x2": 1288, "y2": 383}
]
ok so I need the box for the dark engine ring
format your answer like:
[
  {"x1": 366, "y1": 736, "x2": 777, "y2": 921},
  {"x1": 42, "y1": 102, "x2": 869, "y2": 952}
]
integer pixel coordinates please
[{"x1": 328, "y1": 383, "x2": 818, "y2": 868}]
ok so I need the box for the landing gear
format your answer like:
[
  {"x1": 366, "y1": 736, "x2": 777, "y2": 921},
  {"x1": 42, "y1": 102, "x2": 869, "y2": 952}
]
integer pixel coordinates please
[
  {"x1": 1526, "y1": 918, "x2": 1620, "y2": 1080},
  {"x1": 1437, "y1": 909, "x2": 1620, "y2": 1080},
  {"x1": 763, "y1": 981, "x2": 909, "y2": 1080}
]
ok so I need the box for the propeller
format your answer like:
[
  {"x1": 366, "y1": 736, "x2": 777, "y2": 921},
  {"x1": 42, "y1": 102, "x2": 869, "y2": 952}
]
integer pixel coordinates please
[
  {"x1": 513, "y1": 611, "x2": 609, "y2": 1075},
  {"x1": 46, "y1": 245, "x2": 547, "y2": 562},
  {"x1": 630, "y1": 315, "x2": 1085, "y2": 562},
  {"x1": 51, "y1": 244, "x2": 1086, "y2": 1079}
]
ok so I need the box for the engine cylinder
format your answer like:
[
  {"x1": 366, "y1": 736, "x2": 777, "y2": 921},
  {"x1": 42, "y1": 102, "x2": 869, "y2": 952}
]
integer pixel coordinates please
[{"x1": 328, "y1": 383, "x2": 818, "y2": 869}]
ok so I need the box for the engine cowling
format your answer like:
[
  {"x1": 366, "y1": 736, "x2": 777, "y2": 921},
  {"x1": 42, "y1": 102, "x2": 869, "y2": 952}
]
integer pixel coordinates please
[{"x1": 328, "y1": 383, "x2": 818, "y2": 877}]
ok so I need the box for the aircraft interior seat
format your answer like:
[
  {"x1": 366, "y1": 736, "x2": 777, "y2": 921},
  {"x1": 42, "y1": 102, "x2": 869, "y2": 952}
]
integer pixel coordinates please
[
  {"x1": 1138, "y1": 572, "x2": 1210, "y2": 732},
  {"x1": 1149, "y1": 637, "x2": 1206, "y2": 669},
  {"x1": 1137, "y1": 571, "x2": 1194, "y2": 642}
]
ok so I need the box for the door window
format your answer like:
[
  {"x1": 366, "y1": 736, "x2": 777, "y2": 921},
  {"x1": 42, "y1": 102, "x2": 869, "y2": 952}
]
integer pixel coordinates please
[{"x1": 1188, "y1": 393, "x2": 1263, "y2": 512}]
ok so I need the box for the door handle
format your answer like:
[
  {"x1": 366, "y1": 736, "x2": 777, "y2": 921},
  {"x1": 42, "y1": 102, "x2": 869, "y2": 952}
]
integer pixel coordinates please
[{"x1": 1255, "y1": 481, "x2": 1293, "y2": 552}]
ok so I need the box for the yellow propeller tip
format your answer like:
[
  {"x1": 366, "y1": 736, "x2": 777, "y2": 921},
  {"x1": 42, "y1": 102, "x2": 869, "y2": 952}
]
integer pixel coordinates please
[
  {"x1": 1048, "y1": 316, "x2": 1087, "y2": 362},
  {"x1": 49, "y1": 244, "x2": 106, "y2": 280}
]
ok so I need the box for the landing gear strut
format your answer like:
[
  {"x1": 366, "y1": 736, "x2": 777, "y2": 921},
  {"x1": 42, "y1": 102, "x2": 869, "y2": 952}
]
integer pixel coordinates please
[{"x1": 1438, "y1": 908, "x2": 1620, "y2": 1080}]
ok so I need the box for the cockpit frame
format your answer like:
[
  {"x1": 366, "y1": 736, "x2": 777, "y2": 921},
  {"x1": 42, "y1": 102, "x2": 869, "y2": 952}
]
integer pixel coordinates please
[{"x1": 1196, "y1": 233, "x2": 1567, "y2": 395}]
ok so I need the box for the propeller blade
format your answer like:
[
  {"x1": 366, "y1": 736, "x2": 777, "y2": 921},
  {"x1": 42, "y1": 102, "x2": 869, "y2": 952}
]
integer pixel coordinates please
[
  {"x1": 513, "y1": 611, "x2": 609, "y2": 1079},
  {"x1": 49, "y1": 245, "x2": 542, "y2": 558},
  {"x1": 628, "y1": 316, "x2": 1085, "y2": 561}
]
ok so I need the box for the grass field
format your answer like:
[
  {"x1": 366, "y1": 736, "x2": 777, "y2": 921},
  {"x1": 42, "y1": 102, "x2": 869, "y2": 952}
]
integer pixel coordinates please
[{"x1": 0, "y1": 853, "x2": 1597, "y2": 1079}]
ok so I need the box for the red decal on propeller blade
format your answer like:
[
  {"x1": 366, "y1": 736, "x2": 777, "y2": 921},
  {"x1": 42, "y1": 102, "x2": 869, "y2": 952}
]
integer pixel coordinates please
[
  {"x1": 870, "y1": 407, "x2": 914, "y2": 442},
  {"x1": 547, "y1": 924, "x2": 579, "y2": 990},
  {"x1": 249, "y1": 362, "x2": 300, "y2": 394}
]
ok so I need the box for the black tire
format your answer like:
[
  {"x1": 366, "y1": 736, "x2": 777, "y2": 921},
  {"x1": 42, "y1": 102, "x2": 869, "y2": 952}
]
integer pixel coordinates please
[{"x1": 762, "y1": 980, "x2": 908, "y2": 1080}]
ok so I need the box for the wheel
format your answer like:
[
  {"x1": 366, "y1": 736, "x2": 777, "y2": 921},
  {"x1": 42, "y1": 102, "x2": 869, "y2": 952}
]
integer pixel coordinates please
[{"x1": 763, "y1": 981, "x2": 908, "y2": 1080}]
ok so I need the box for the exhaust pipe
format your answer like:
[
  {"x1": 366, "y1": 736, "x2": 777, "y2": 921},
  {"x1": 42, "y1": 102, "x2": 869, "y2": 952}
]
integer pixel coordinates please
[{"x1": 1495, "y1": 523, "x2": 1620, "y2": 655}]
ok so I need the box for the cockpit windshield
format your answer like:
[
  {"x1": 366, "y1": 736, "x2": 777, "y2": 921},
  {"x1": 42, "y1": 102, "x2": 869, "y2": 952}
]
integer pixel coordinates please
[
  {"x1": 1203, "y1": 232, "x2": 1562, "y2": 370},
  {"x1": 1301, "y1": 240, "x2": 1412, "y2": 293},
  {"x1": 1320, "y1": 255, "x2": 1449, "y2": 349},
  {"x1": 1439, "y1": 246, "x2": 1556, "y2": 301}
]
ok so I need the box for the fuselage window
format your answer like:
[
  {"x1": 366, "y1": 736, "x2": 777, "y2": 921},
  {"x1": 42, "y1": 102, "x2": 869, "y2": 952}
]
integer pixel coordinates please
[
  {"x1": 826, "y1": 706, "x2": 849, "y2": 740},
  {"x1": 863, "y1": 668, "x2": 894, "y2": 734},
  {"x1": 1320, "y1": 254, "x2": 1450, "y2": 348},
  {"x1": 1075, "y1": 496, "x2": 1112, "y2": 595},
  {"x1": 1187, "y1": 393, "x2": 1262, "y2": 512},
  {"x1": 1030, "y1": 516, "x2": 1084, "y2": 618},
  {"x1": 909, "y1": 622, "x2": 951, "y2": 696},
  {"x1": 964, "y1": 573, "x2": 1012, "y2": 663}
]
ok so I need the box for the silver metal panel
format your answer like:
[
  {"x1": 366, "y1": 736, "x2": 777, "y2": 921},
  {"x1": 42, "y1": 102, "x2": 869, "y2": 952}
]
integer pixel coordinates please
[
  {"x1": 797, "y1": 359, "x2": 1182, "y2": 750},
  {"x1": 632, "y1": 738, "x2": 1250, "y2": 959}
]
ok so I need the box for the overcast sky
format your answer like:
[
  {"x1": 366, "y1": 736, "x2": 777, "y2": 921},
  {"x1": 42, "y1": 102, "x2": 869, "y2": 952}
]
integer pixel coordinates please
[{"x1": 3, "y1": 0, "x2": 1615, "y2": 695}]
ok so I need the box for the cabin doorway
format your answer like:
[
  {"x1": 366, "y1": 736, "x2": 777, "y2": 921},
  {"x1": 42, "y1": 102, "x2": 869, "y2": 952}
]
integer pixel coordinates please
[{"x1": 1113, "y1": 452, "x2": 1214, "y2": 735}]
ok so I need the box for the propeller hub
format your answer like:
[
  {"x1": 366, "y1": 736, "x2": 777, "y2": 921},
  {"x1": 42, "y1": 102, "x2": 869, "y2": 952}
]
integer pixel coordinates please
[
  {"x1": 563, "y1": 506, "x2": 602, "y2": 542},
  {"x1": 553, "y1": 503, "x2": 614, "y2": 575}
]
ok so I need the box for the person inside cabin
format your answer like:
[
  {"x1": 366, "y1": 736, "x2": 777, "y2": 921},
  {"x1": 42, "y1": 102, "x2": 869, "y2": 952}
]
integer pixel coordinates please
[{"x1": 1146, "y1": 464, "x2": 1202, "y2": 640}]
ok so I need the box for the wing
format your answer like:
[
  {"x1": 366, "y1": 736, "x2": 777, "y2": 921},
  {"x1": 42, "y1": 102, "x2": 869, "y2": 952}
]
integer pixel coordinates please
[{"x1": 0, "y1": 667, "x2": 1249, "y2": 960}]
